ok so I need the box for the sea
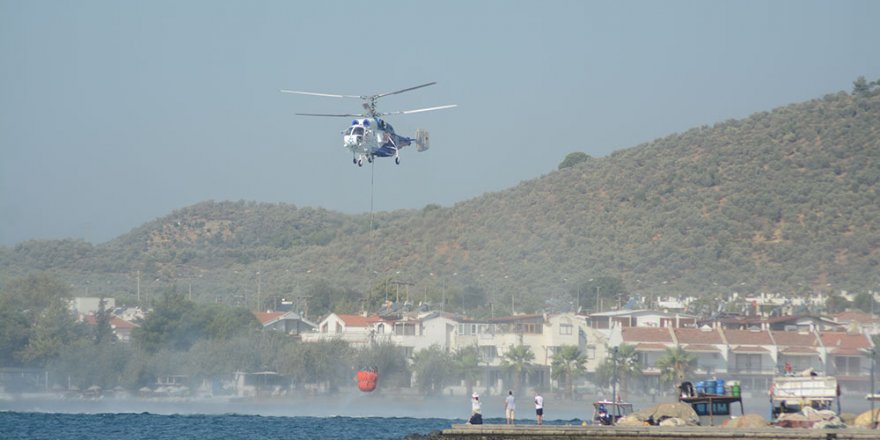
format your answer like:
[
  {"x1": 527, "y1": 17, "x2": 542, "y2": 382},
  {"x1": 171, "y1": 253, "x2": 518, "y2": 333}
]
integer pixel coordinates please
[
  {"x1": 0, "y1": 412, "x2": 464, "y2": 440},
  {"x1": 1, "y1": 392, "x2": 873, "y2": 439},
  {"x1": 0, "y1": 395, "x2": 586, "y2": 440}
]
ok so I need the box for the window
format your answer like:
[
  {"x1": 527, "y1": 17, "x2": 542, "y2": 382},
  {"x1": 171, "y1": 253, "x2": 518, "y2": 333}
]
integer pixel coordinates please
[
  {"x1": 834, "y1": 356, "x2": 861, "y2": 376},
  {"x1": 395, "y1": 322, "x2": 416, "y2": 336},
  {"x1": 559, "y1": 323, "x2": 573, "y2": 335},
  {"x1": 735, "y1": 353, "x2": 762, "y2": 372},
  {"x1": 479, "y1": 345, "x2": 497, "y2": 362},
  {"x1": 516, "y1": 323, "x2": 542, "y2": 334}
]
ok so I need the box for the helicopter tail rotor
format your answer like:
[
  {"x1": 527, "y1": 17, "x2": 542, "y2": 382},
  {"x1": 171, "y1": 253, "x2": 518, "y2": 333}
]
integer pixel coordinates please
[{"x1": 415, "y1": 129, "x2": 430, "y2": 152}]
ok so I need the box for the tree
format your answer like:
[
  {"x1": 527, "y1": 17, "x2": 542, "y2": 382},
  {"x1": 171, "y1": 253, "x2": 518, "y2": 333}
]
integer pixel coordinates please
[
  {"x1": 558, "y1": 152, "x2": 591, "y2": 170},
  {"x1": 853, "y1": 76, "x2": 870, "y2": 95},
  {"x1": 594, "y1": 344, "x2": 641, "y2": 400},
  {"x1": 93, "y1": 297, "x2": 115, "y2": 345},
  {"x1": 277, "y1": 339, "x2": 352, "y2": 393},
  {"x1": 851, "y1": 292, "x2": 877, "y2": 315},
  {"x1": 453, "y1": 346, "x2": 483, "y2": 396},
  {"x1": 0, "y1": 273, "x2": 75, "y2": 366},
  {"x1": 0, "y1": 307, "x2": 30, "y2": 366},
  {"x1": 825, "y1": 294, "x2": 850, "y2": 314},
  {"x1": 18, "y1": 298, "x2": 85, "y2": 367},
  {"x1": 655, "y1": 345, "x2": 698, "y2": 391},
  {"x1": 133, "y1": 291, "x2": 198, "y2": 352},
  {"x1": 132, "y1": 291, "x2": 258, "y2": 353},
  {"x1": 354, "y1": 340, "x2": 410, "y2": 389},
  {"x1": 551, "y1": 345, "x2": 586, "y2": 399},
  {"x1": 50, "y1": 340, "x2": 132, "y2": 390},
  {"x1": 410, "y1": 345, "x2": 454, "y2": 395},
  {"x1": 502, "y1": 344, "x2": 535, "y2": 394}
]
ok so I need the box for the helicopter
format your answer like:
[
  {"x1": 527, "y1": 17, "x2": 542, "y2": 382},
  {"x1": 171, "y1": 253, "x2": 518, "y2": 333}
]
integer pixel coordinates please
[{"x1": 281, "y1": 82, "x2": 456, "y2": 166}]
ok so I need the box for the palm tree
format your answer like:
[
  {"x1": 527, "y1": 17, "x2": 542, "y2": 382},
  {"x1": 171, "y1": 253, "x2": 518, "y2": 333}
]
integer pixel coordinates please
[
  {"x1": 613, "y1": 344, "x2": 641, "y2": 400},
  {"x1": 551, "y1": 345, "x2": 586, "y2": 399},
  {"x1": 656, "y1": 345, "x2": 697, "y2": 391},
  {"x1": 502, "y1": 344, "x2": 534, "y2": 394},
  {"x1": 595, "y1": 344, "x2": 641, "y2": 400},
  {"x1": 453, "y1": 346, "x2": 483, "y2": 396}
]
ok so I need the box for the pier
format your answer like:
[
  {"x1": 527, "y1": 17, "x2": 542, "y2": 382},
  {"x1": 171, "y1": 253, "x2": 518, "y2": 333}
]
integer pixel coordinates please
[{"x1": 439, "y1": 424, "x2": 878, "y2": 440}]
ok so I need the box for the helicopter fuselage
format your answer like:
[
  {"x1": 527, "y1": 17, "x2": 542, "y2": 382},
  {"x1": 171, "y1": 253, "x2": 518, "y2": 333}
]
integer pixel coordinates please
[{"x1": 343, "y1": 118, "x2": 413, "y2": 165}]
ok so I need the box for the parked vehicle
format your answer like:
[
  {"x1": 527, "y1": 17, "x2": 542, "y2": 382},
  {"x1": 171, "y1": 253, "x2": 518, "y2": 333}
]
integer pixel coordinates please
[
  {"x1": 591, "y1": 400, "x2": 634, "y2": 425},
  {"x1": 770, "y1": 373, "x2": 839, "y2": 419}
]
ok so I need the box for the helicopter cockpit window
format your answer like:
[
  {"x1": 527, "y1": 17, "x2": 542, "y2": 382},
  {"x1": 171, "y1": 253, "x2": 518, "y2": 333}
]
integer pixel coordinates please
[{"x1": 352, "y1": 127, "x2": 364, "y2": 135}]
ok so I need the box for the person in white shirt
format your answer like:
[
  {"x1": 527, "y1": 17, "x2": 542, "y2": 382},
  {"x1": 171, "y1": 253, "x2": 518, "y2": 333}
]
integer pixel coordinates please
[
  {"x1": 534, "y1": 391, "x2": 544, "y2": 425},
  {"x1": 504, "y1": 390, "x2": 516, "y2": 424},
  {"x1": 468, "y1": 393, "x2": 483, "y2": 424}
]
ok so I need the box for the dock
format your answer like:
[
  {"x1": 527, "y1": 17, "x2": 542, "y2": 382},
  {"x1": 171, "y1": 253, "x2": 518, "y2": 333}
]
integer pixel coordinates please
[{"x1": 439, "y1": 424, "x2": 879, "y2": 440}]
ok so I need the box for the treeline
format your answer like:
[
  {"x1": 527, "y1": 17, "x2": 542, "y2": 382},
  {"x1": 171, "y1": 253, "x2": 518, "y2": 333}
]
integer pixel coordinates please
[{"x1": 0, "y1": 273, "x2": 485, "y2": 394}]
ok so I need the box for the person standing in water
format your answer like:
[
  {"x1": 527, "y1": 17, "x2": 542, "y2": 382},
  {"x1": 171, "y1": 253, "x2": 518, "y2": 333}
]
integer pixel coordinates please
[
  {"x1": 504, "y1": 390, "x2": 516, "y2": 425},
  {"x1": 534, "y1": 391, "x2": 544, "y2": 425}
]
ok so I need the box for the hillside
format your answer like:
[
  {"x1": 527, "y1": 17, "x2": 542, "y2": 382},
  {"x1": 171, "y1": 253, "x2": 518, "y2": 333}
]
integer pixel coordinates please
[{"x1": 2, "y1": 86, "x2": 879, "y2": 316}]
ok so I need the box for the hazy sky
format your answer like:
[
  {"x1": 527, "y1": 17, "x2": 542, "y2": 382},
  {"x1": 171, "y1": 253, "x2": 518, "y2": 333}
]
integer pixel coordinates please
[{"x1": 2, "y1": 1, "x2": 879, "y2": 246}]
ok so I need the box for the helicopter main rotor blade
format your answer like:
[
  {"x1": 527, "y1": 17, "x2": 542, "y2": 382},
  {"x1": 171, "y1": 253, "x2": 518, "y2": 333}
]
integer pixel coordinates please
[
  {"x1": 372, "y1": 82, "x2": 437, "y2": 100},
  {"x1": 378, "y1": 104, "x2": 458, "y2": 116},
  {"x1": 281, "y1": 89, "x2": 363, "y2": 99},
  {"x1": 295, "y1": 112, "x2": 366, "y2": 117}
]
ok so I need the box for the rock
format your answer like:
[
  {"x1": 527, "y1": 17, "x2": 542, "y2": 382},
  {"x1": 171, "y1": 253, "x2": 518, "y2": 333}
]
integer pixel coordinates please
[
  {"x1": 853, "y1": 408, "x2": 880, "y2": 429},
  {"x1": 722, "y1": 414, "x2": 767, "y2": 428},
  {"x1": 631, "y1": 402, "x2": 700, "y2": 426},
  {"x1": 615, "y1": 415, "x2": 649, "y2": 427},
  {"x1": 659, "y1": 417, "x2": 688, "y2": 427}
]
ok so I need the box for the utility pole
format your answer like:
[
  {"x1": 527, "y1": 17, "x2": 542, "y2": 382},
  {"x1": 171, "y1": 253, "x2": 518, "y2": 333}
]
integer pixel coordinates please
[
  {"x1": 872, "y1": 348, "x2": 877, "y2": 429},
  {"x1": 612, "y1": 346, "x2": 619, "y2": 404}
]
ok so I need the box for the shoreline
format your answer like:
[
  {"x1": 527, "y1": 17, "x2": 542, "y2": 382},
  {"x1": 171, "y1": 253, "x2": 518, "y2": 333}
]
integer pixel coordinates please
[{"x1": 438, "y1": 424, "x2": 880, "y2": 439}]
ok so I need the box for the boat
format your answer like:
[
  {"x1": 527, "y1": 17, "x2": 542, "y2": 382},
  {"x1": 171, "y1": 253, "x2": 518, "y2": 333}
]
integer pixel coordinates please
[{"x1": 591, "y1": 400, "x2": 634, "y2": 425}]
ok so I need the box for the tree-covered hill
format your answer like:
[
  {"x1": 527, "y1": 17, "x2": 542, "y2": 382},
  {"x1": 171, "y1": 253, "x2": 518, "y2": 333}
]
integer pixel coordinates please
[{"x1": 2, "y1": 83, "x2": 879, "y2": 316}]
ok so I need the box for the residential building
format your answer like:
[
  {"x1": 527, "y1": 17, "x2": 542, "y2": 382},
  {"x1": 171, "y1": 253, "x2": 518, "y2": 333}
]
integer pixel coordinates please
[{"x1": 253, "y1": 311, "x2": 316, "y2": 336}]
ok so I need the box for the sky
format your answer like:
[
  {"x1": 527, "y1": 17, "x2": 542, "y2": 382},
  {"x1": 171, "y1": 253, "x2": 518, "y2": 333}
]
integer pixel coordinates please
[{"x1": 1, "y1": 1, "x2": 879, "y2": 246}]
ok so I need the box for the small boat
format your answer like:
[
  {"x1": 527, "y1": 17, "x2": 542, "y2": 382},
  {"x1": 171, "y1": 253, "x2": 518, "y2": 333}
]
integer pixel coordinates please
[{"x1": 591, "y1": 400, "x2": 634, "y2": 425}]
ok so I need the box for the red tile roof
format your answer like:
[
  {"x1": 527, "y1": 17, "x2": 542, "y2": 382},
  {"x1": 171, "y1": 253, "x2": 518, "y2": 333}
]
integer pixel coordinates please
[
  {"x1": 337, "y1": 314, "x2": 385, "y2": 327},
  {"x1": 254, "y1": 311, "x2": 285, "y2": 326},
  {"x1": 831, "y1": 311, "x2": 880, "y2": 325},
  {"x1": 723, "y1": 329, "x2": 773, "y2": 345},
  {"x1": 621, "y1": 327, "x2": 673, "y2": 343},
  {"x1": 674, "y1": 327, "x2": 724, "y2": 344},
  {"x1": 684, "y1": 344, "x2": 720, "y2": 352},
  {"x1": 820, "y1": 332, "x2": 872, "y2": 355},
  {"x1": 771, "y1": 330, "x2": 820, "y2": 348},
  {"x1": 634, "y1": 343, "x2": 669, "y2": 352},
  {"x1": 779, "y1": 346, "x2": 818, "y2": 354},
  {"x1": 111, "y1": 317, "x2": 137, "y2": 329},
  {"x1": 731, "y1": 345, "x2": 769, "y2": 353}
]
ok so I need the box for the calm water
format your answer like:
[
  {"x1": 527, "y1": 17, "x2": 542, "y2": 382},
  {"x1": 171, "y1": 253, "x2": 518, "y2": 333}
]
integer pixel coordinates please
[
  {"x1": 1, "y1": 393, "x2": 871, "y2": 439},
  {"x1": 0, "y1": 412, "x2": 587, "y2": 440},
  {"x1": 0, "y1": 412, "x2": 458, "y2": 440}
]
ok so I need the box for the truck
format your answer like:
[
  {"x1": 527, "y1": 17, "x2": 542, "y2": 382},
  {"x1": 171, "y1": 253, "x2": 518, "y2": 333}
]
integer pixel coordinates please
[{"x1": 770, "y1": 374, "x2": 839, "y2": 419}]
